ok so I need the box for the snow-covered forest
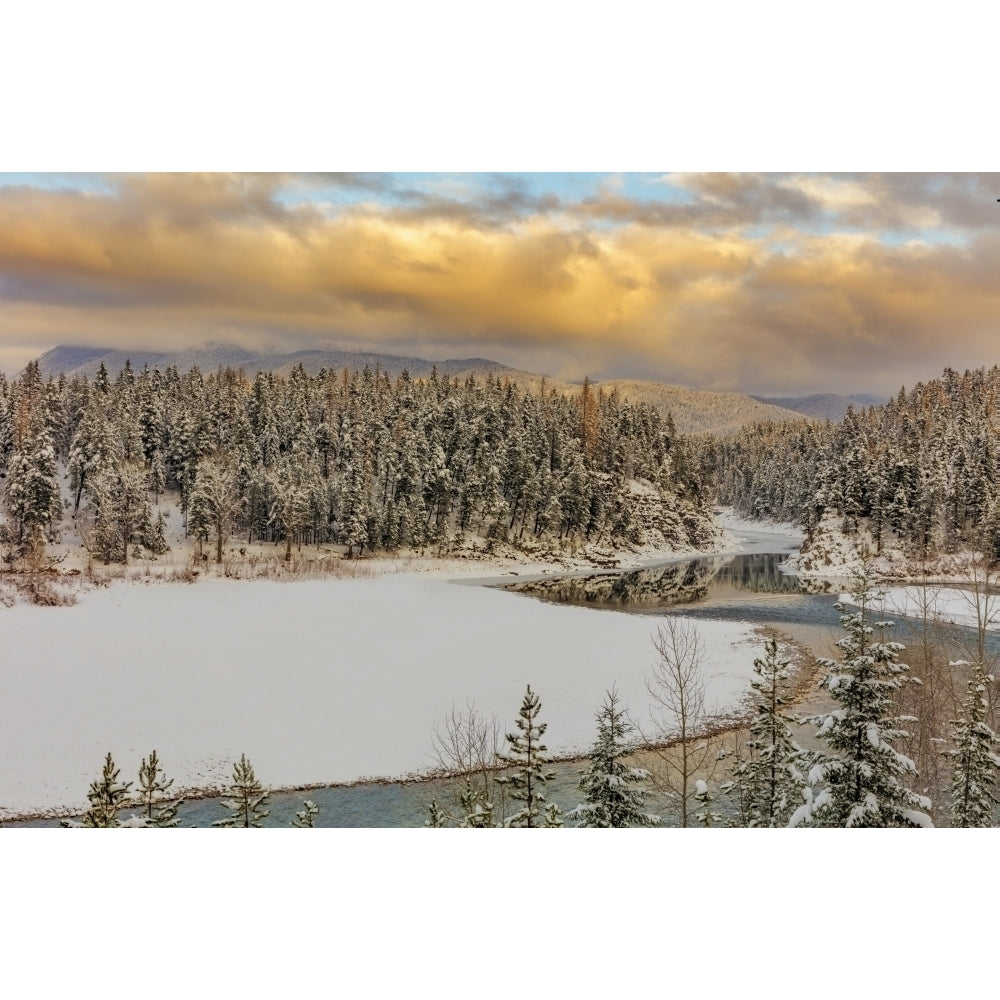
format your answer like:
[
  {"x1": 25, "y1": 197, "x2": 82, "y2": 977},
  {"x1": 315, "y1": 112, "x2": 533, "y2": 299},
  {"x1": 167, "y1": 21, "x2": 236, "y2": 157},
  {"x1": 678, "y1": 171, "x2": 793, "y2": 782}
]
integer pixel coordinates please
[
  {"x1": 712, "y1": 365, "x2": 1000, "y2": 571},
  {"x1": 3, "y1": 357, "x2": 1000, "y2": 829},
  {"x1": 0, "y1": 357, "x2": 720, "y2": 575}
]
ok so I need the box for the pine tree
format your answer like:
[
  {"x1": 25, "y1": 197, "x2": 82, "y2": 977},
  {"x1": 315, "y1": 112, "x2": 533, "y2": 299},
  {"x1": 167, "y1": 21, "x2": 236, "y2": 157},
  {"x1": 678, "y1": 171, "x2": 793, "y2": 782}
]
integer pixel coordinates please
[
  {"x1": 458, "y1": 777, "x2": 495, "y2": 828},
  {"x1": 727, "y1": 638, "x2": 808, "y2": 827},
  {"x1": 213, "y1": 754, "x2": 270, "y2": 828},
  {"x1": 4, "y1": 425, "x2": 62, "y2": 554},
  {"x1": 568, "y1": 688, "x2": 659, "y2": 828},
  {"x1": 693, "y1": 780, "x2": 722, "y2": 827},
  {"x1": 497, "y1": 685, "x2": 555, "y2": 828},
  {"x1": 141, "y1": 508, "x2": 170, "y2": 556},
  {"x1": 792, "y1": 564, "x2": 933, "y2": 828},
  {"x1": 945, "y1": 662, "x2": 1000, "y2": 828},
  {"x1": 137, "y1": 750, "x2": 183, "y2": 827},
  {"x1": 81, "y1": 752, "x2": 133, "y2": 828},
  {"x1": 425, "y1": 799, "x2": 447, "y2": 827},
  {"x1": 188, "y1": 455, "x2": 243, "y2": 563},
  {"x1": 148, "y1": 450, "x2": 167, "y2": 504},
  {"x1": 541, "y1": 802, "x2": 565, "y2": 827},
  {"x1": 292, "y1": 800, "x2": 320, "y2": 828}
]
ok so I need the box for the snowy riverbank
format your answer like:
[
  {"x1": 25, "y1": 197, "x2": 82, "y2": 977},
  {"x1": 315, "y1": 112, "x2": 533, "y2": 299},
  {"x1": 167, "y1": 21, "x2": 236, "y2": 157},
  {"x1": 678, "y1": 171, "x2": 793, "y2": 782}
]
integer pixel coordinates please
[
  {"x1": 0, "y1": 569, "x2": 772, "y2": 822},
  {"x1": 840, "y1": 584, "x2": 1000, "y2": 633}
]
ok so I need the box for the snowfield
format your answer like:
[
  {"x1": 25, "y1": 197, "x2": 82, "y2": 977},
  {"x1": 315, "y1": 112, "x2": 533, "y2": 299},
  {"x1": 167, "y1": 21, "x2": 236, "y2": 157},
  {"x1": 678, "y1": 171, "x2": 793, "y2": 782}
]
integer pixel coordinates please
[
  {"x1": 842, "y1": 585, "x2": 1000, "y2": 633},
  {"x1": 0, "y1": 572, "x2": 764, "y2": 821}
]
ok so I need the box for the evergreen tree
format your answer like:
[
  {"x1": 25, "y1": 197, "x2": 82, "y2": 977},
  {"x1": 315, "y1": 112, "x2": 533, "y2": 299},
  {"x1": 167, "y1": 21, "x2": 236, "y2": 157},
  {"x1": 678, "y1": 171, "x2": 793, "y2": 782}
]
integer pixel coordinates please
[
  {"x1": 541, "y1": 802, "x2": 565, "y2": 827},
  {"x1": 213, "y1": 754, "x2": 270, "y2": 828},
  {"x1": 148, "y1": 450, "x2": 167, "y2": 504},
  {"x1": 82, "y1": 752, "x2": 133, "y2": 828},
  {"x1": 792, "y1": 564, "x2": 933, "y2": 828},
  {"x1": 291, "y1": 800, "x2": 320, "y2": 828},
  {"x1": 727, "y1": 638, "x2": 808, "y2": 827},
  {"x1": 693, "y1": 779, "x2": 722, "y2": 827},
  {"x1": 136, "y1": 749, "x2": 183, "y2": 827},
  {"x1": 188, "y1": 455, "x2": 243, "y2": 563},
  {"x1": 458, "y1": 777, "x2": 495, "y2": 828},
  {"x1": 84, "y1": 463, "x2": 152, "y2": 564},
  {"x1": 141, "y1": 508, "x2": 170, "y2": 556},
  {"x1": 4, "y1": 426, "x2": 62, "y2": 553},
  {"x1": 425, "y1": 799, "x2": 447, "y2": 827},
  {"x1": 945, "y1": 662, "x2": 1000, "y2": 828},
  {"x1": 497, "y1": 685, "x2": 555, "y2": 828},
  {"x1": 568, "y1": 688, "x2": 659, "y2": 828}
]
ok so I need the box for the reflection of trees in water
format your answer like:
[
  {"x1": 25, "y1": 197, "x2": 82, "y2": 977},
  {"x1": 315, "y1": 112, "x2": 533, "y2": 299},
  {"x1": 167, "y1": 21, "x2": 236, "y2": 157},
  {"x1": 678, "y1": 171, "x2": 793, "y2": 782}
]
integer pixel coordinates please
[
  {"x1": 506, "y1": 553, "x2": 805, "y2": 609},
  {"x1": 710, "y1": 554, "x2": 804, "y2": 595}
]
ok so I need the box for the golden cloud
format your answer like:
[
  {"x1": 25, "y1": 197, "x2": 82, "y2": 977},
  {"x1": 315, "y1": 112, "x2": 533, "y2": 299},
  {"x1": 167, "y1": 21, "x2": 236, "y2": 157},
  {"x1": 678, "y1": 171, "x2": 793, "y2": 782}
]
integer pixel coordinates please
[{"x1": 1, "y1": 174, "x2": 998, "y2": 395}]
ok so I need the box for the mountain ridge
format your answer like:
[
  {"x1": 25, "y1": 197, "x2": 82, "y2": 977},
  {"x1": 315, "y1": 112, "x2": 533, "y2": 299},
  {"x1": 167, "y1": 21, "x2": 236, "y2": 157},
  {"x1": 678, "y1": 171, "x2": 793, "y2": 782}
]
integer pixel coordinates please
[
  {"x1": 751, "y1": 392, "x2": 885, "y2": 422},
  {"x1": 35, "y1": 343, "x2": 813, "y2": 435}
]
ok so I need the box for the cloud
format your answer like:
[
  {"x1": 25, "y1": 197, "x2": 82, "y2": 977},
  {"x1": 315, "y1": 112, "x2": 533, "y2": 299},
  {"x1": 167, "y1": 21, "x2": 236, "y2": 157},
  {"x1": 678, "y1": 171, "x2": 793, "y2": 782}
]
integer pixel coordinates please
[{"x1": 1, "y1": 173, "x2": 998, "y2": 395}]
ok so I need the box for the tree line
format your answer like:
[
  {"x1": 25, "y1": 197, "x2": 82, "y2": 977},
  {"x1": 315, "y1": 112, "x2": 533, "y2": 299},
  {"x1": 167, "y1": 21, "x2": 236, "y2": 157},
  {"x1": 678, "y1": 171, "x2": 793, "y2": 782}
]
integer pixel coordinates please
[{"x1": 0, "y1": 359, "x2": 715, "y2": 567}]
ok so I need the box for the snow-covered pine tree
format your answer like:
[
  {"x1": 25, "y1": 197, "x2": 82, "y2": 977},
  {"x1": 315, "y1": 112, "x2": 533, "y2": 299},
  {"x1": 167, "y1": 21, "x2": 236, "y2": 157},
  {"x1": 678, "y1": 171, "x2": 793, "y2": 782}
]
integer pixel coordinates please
[
  {"x1": 693, "y1": 779, "x2": 722, "y2": 827},
  {"x1": 4, "y1": 425, "x2": 62, "y2": 556},
  {"x1": 291, "y1": 800, "x2": 320, "y2": 827},
  {"x1": 212, "y1": 754, "x2": 270, "y2": 828},
  {"x1": 791, "y1": 564, "x2": 933, "y2": 828},
  {"x1": 497, "y1": 685, "x2": 555, "y2": 828},
  {"x1": 944, "y1": 662, "x2": 1000, "y2": 828},
  {"x1": 568, "y1": 687, "x2": 659, "y2": 828},
  {"x1": 141, "y1": 508, "x2": 170, "y2": 556},
  {"x1": 82, "y1": 752, "x2": 133, "y2": 828},
  {"x1": 728, "y1": 638, "x2": 808, "y2": 827},
  {"x1": 459, "y1": 777, "x2": 495, "y2": 828},
  {"x1": 137, "y1": 750, "x2": 183, "y2": 827},
  {"x1": 541, "y1": 802, "x2": 564, "y2": 827},
  {"x1": 425, "y1": 799, "x2": 447, "y2": 827},
  {"x1": 187, "y1": 455, "x2": 243, "y2": 563}
]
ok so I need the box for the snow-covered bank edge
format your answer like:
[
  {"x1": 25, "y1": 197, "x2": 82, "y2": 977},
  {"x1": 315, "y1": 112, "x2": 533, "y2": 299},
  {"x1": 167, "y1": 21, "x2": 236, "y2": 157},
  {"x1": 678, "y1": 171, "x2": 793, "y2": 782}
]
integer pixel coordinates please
[
  {"x1": 1, "y1": 522, "x2": 745, "y2": 605},
  {"x1": 788, "y1": 512, "x2": 1000, "y2": 585},
  {"x1": 839, "y1": 585, "x2": 1000, "y2": 633},
  {"x1": 7, "y1": 498, "x2": 826, "y2": 607}
]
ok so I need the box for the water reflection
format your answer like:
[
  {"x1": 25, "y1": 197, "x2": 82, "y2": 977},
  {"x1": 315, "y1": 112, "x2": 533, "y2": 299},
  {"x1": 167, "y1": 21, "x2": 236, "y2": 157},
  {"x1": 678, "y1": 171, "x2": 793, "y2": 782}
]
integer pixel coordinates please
[{"x1": 504, "y1": 553, "x2": 810, "y2": 611}]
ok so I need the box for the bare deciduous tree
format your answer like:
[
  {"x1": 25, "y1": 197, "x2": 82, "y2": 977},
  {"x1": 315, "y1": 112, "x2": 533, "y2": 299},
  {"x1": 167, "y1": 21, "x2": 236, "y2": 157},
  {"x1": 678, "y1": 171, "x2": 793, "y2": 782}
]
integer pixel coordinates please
[
  {"x1": 644, "y1": 618, "x2": 719, "y2": 827},
  {"x1": 429, "y1": 700, "x2": 504, "y2": 825},
  {"x1": 893, "y1": 567, "x2": 961, "y2": 809}
]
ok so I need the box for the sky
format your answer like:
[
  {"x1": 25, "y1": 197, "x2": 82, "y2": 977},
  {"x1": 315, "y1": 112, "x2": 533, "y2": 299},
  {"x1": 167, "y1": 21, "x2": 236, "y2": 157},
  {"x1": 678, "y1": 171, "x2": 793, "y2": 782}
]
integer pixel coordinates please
[{"x1": 1, "y1": 171, "x2": 998, "y2": 397}]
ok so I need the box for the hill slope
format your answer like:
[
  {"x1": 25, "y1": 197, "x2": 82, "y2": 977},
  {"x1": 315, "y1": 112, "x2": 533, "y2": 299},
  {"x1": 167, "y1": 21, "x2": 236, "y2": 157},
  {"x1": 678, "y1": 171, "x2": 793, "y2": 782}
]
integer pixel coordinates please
[{"x1": 600, "y1": 380, "x2": 810, "y2": 434}]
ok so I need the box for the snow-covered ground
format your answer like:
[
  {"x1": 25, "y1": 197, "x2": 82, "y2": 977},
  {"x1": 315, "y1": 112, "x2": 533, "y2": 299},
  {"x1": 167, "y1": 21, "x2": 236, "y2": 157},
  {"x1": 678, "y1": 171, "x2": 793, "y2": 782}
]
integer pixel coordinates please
[
  {"x1": 841, "y1": 585, "x2": 1000, "y2": 633},
  {"x1": 713, "y1": 507, "x2": 803, "y2": 555},
  {"x1": 789, "y1": 511, "x2": 995, "y2": 583},
  {"x1": 0, "y1": 573, "x2": 765, "y2": 821}
]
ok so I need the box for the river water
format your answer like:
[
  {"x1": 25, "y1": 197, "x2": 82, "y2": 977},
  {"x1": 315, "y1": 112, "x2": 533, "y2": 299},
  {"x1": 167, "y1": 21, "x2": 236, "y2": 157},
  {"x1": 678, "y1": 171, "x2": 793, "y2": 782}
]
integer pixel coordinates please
[{"x1": 14, "y1": 527, "x2": 995, "y2": 828}]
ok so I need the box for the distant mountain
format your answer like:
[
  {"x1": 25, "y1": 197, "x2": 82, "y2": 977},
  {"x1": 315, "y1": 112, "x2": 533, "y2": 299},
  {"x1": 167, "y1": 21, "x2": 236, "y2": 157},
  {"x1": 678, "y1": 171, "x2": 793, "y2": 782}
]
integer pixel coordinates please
[
  {"x1": 36, "y1": 344, "x2": 522, "y2": 382},
  {"x1": 751, "y1": 392, "x2": 885, "y2": 422},
  {"x1": 36, "y1": 344, "x2": 810, "y2": 436}
]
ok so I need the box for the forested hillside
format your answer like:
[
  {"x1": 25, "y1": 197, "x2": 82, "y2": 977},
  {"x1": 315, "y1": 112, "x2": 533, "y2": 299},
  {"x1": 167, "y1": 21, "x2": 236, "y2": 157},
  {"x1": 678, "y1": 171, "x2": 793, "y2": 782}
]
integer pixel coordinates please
[
  {"x1": 711, "y1": 366, "x2": 1000, "y2": 567},
  {"x1": 0, "y1": 357, "x2": 722, "y2": 571}
]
